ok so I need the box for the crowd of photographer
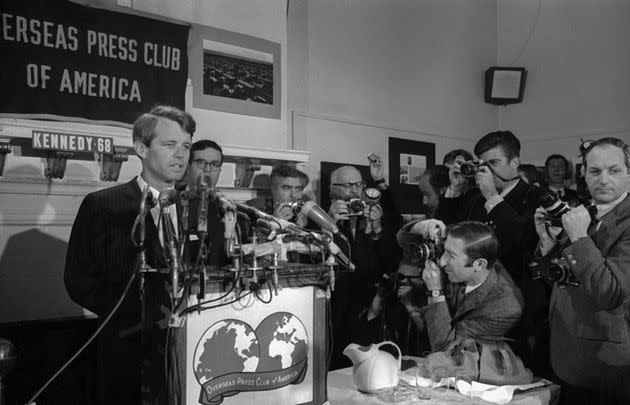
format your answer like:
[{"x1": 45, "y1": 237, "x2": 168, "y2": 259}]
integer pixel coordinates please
[{"x1": 343, "y1": 133, "x2": 629, "y2": 404}]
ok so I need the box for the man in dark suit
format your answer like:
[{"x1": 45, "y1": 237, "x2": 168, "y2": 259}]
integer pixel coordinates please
[
  {"x1": 543, "y1": 154, "x2": 579, "y2": 205},
  {"x1": 64, "y1": 105, "x2": 196, "y2": 404},
  {"x1": 535, "y1": 137, "x2": 630, "y2": 404},
  {"x1": 181, "y1": 139, "x2": 229, "y2": 265},
  {"x1": 435, "y1": 131, "x2": 546, "y2": 375},
  {"x1": 397, "y1": 221, "x2": 523, "y2": 351},
  {"x1": 326, "y1": 156, "x2": 402, "y2": 369}
]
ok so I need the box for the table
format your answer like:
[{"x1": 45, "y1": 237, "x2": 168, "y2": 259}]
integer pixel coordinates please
[{"x1": 326, "y1": 367, "x2": 560, "y2": 405}]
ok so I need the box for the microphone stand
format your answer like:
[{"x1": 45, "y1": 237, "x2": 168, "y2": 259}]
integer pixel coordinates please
[{"x1": 161, "y1": 206, "x2": 181, "y2": 300}]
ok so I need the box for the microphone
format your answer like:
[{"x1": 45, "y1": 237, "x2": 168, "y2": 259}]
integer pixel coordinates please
[
  {"x1": 301, "y1": 201, "x2": 339, "y2": 234},
  {"x1": 138, "y1": 185, "x2": 151, "y2": 248},
  {"x1": 196, "y1": 174, "x2": 212, "y2": 236},
  {"x1": 234, "y1": 201, "x2": 276, "y2": 222},
  {"x1": 309, "y1": 231, "x2": 355, "y2": 270},
  {"x1": 209, "y1": 189, "x2": 236, "y2": 213},
  {"x1": 158, "y1": 189, "x2": 181, "y2": 299},
  {"x1": 158, "y1": 188, "x2": 179, "y2": 207}
]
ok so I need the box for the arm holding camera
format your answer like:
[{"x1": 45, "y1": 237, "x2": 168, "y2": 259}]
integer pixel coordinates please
[{"x1": 560, "y1": 206, "x2": 630, "y2": 310}]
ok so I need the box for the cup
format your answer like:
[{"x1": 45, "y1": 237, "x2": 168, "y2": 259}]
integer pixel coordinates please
[
  {"x1": 415, "y1": 359, "x2": 430, "y2": 389},
  {"x1": 431, "y1": 366, "x2": 451, "y2": 391}
]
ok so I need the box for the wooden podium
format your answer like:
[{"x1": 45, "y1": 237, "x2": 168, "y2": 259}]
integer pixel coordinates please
[{"x1": 142, "y1": 264, "x2": 330, "y2": 405}]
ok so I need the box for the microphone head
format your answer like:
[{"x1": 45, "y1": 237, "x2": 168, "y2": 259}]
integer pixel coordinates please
[
  {"x1": 302, "y1": 201, "x2": 339, "y2": 234},
  {"x1": 197, "y1": 173, "x2": 213, "y2": 190},
  {"x1": 158, "y1": 188, "x2": 179, "y2": 207}
]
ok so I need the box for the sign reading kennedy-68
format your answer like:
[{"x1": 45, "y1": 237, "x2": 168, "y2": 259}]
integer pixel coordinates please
[{"x1": 32, "y1": 130, "x2": 113, "y2": 154}]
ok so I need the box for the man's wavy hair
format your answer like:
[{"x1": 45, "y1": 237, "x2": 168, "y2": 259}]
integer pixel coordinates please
[
  {"x1": 132, "y1": 105, "x2": 196, "y2": 146},
  {"x1": 446, "y1": 221, "x2": 499, "y2": 267}
]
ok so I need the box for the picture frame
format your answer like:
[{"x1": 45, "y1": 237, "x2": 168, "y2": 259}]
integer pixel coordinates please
[
  {"x1": 188, "y1": 24, "x2": 281, "y2": 119},
  {"x1": 388, "y1": 137, "x2": 435, "y2": 214}
]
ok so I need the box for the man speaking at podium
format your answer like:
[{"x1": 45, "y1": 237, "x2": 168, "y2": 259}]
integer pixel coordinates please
[{"x1": 64, "y1": 105, "x2": 196, "y2": 405}]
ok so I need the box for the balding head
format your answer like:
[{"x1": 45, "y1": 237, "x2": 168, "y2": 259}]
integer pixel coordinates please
[{"x1": 330, "y1": 165, "x2": 364, "y2": 200}]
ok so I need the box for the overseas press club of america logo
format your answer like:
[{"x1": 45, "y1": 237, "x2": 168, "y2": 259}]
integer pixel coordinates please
[{"x1": 193, "y1": 312, "x2": 309, "y2": 404}]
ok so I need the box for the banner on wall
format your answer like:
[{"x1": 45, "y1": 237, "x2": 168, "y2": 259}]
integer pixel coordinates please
[{"x1": 0, "y1": 0, "x2": 189, "y2": 127}]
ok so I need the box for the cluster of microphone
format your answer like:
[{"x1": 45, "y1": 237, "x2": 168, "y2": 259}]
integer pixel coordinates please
[{"x1": 135, "y1": 174, "x2": 355, "y2": 303}]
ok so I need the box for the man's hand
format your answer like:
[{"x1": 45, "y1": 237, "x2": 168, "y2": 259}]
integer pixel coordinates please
[
  {"x1": 368, "y1": 153, "x2": 385, "y2": 182},
  {"x1": 422, "y1": 260, "x2": 442, "y2": 290},
  {"x1": 476, "y1": 164, "x2": 499, "y2": 200},
  {"x1": 329, "y1": 200, "x2": 350, "y2": 222},
  {"x1": 274, "y1": 203, "x2": 294, "y2": 221},
  {"x1": 562, "y1": 205, "x2": 591, "y2": 242},
  {"x1": 448, "y1": 155, "x2": 468, "y2": 196},
  {"x1": 410, "y1": 219, "x2": 446, "y2": 242},
  {"x1": 534, "y1": 207, "x2": 559, "y2": 255},
  {"x1": 294, "y1": 213, "x2": 308, "y2": 228}
]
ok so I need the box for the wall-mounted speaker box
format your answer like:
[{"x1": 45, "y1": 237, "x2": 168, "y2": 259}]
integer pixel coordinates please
[{"x1": 484, "y1": 67, "x2": 527, "y2": 105}]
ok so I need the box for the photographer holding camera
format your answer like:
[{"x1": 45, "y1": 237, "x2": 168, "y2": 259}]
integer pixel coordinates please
[
  {"x1": 397, "y1": 220, "x2": 523, "y2": 351},
  {"x1": 534, "y1": 137, "x2": 630, "y2": 403},
  {"x1": 246, "y1": 164, "x2": 310, "y2": 227},
  {"x1": 436, "y1": 131, "x2": 546, "y2": 374},
  {"x1": 327, "y1": 156, "x2": 402, "y2": 369}
]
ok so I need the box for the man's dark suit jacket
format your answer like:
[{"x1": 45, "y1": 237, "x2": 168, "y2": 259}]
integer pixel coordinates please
[
  {"x1": 418, "y1": 263, "x2": 524, "y2": 351},
  {"x1": 64, "y1": 178, "x2": 227, "y2": 404},
  {"x1": 329, "y1": 188, "x2": 402, "y2": 369},
  {"x1": 550, "y1": 194, "x2": 630, "y2": 400}
]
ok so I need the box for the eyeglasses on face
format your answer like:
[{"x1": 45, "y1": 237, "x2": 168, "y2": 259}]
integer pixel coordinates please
[
  {"x1": 332, "y1": 181, "x2": 366, "y2": 190},
  {"x1": 191, "y1": 159, "x2": 222, "y2": 172}
]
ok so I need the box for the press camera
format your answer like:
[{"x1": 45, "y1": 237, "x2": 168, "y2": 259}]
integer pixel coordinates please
[
  {"x1": 529, "y1": 256, "x2": 580, "y2": 286},
  {"x1": 460, "y1": 160, "x2": 487, "y2": 178},
  {"x1": 539, "y1": 190, "x2": 570, "y2": 227},
  {"x1": 348, "y1": 187, "x2": 382, "y2": 216}
]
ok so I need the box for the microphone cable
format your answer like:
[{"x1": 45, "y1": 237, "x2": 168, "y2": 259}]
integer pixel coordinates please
[{"x1": 24, "y1": 261, "x2": 139, "y2": 405}]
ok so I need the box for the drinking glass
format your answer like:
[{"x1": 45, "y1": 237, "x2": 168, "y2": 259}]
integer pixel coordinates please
[{"x1": 431, "y1": 366, "x2": 451, "y2": 391}]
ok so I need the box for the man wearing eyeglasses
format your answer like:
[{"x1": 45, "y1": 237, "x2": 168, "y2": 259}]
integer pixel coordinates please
[
  {"x1": 327, "y1": 157, "x2": 402, "y2": 369},
  {"x1": 181, "y1": 139, "x2": 229, "y2": 267}
]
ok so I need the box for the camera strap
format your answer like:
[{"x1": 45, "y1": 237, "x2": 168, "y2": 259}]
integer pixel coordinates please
[{"x1": 485, "y1": 163, "x2": 521, "y2": 183}]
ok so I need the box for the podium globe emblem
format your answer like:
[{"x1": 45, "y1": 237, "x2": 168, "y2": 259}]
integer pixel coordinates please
[{"x1": 192, "y1": 312, "x2": 309, "y2": 404}]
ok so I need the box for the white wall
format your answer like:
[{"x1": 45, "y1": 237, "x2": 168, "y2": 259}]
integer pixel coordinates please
[
  {"x1": 497, "y1": 0, "x2": 630, "y2": 163},
  {"x1": 291, "y1": 0, "x2": 498, "y2": 199}
]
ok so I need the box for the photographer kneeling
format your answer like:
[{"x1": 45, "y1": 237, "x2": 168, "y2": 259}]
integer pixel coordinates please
[
  {"x1": 534, "y1": 138, "x2": 630, "y2": 404},
  {"x1": 391, "y1": 220, "x2": 523, "y2": 351}
]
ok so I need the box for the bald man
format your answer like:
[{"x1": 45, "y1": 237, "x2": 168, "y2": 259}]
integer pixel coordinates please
[{"x1": 327, "y1": 157, "x2": 402, "y2": 369}]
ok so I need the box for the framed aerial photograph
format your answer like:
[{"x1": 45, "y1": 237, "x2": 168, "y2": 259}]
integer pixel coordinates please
[{"x1": 189, "y1": 25, "x2": 281, "y2": 119}]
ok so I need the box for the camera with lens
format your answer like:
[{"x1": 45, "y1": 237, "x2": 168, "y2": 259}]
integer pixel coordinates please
[
  {"x1": 416, "y1": 239, "x2": 444, "y2": 263},
  {"x1": 376, "y1": 273, "x2": 403, "y2": 298},
  {"x1": 539, "y1": 190, "x2": 571, "y2": 227},
  {"x1": 529, "y1": 256, "x2": 580, "y2": 286},
  {"x1": 277, "y1": 200, "x2": 304, "y2": 223},
  {"x1": 539, "y1": 189, "x2": 598, "y2": 227},
  {"x1": 284, "y1": 200, "x2": 304, "y2": 216},
  {"x1": 347, "y1": 187, "x2": 382, "y2": 216},
  {"x1": 460, "y1": 160, "x2": 487, "y2": 178}
]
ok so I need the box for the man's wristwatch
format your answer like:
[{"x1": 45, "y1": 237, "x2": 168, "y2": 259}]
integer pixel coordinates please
[{"x1": 426, "y1": 289, "x2": 444, "y2": 298}]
